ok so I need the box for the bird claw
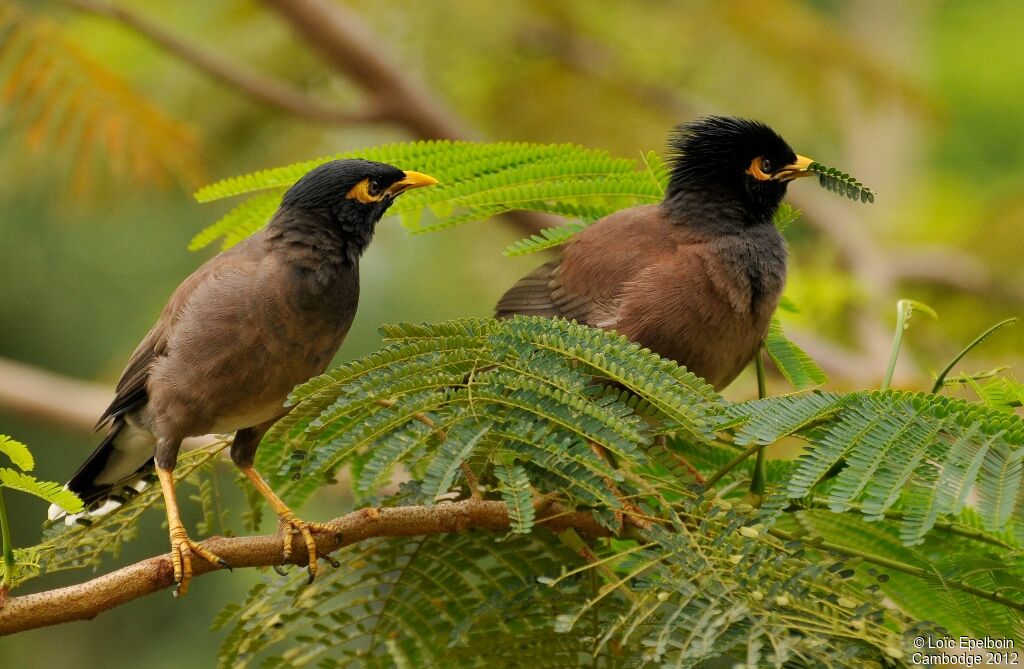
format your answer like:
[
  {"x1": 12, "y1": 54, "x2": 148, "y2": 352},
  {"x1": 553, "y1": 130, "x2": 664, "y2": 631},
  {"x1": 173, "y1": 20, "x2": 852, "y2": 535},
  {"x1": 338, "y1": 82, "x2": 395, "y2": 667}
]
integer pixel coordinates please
[
  {"x1": 277, "y1": 514, "x2": 340, "y2": 583},
  {"x1": 168, "y1": 529, "x2": 230, "y2": 597},
  {"x1": 272, "y1": 564, "x2": 291, "y2": 577}
]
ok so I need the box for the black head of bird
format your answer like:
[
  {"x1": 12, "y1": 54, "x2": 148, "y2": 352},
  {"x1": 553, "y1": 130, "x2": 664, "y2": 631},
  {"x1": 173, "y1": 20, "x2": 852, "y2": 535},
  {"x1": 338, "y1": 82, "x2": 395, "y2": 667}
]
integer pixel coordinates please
[
  {"x1": 664, "y1": 116, "x2": 813, "y2": 227},
  {"x1": 281, "y1": 158, "x2": 437, "y2": 236}
]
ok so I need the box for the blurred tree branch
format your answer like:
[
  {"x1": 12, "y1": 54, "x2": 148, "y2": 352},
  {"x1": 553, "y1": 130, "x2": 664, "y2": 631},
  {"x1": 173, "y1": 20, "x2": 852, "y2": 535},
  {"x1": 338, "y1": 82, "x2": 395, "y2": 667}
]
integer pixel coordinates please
[
  {"x1": 0, "y1": 357, "x2": 110, "y2": 433},
  {"x1": 261, "y1": 0, "x2": 471, "y2": 140},
  {"x1": 0, "y1": 497, "x2": 608, "y2": 635},
  {"x1": 61, "y1": 0, "x2": 381, "y2": 125},
  {"x1": 0, "y1": 357, "x2": 217, "y2": 452}
]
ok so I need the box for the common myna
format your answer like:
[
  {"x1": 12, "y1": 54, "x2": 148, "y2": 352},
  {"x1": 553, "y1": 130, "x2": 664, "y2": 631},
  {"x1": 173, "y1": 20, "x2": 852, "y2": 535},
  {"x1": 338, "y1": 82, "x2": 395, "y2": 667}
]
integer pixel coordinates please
[
  {"x1": 496, "y1": 116, "x2": 813, "y2": 390},
  {"x1": 49, "y1": 160, "x2": 438, "y2": 595}
]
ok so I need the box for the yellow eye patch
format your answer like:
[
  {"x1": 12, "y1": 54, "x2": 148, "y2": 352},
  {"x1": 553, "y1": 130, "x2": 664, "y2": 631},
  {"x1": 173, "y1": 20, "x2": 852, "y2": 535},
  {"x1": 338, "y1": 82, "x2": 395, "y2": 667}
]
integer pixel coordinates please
[
  {"x1": 345, "y1": 178, "x2": 385, "y2": 204},
  {"x1": 745, "y1": 156, "x2": 772, "y2": 181}
]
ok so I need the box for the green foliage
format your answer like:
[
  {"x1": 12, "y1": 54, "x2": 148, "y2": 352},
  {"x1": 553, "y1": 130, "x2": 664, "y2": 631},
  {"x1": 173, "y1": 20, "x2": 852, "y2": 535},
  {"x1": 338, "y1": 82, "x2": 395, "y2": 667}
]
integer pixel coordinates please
[
  {"x1": 494, "y1": 462, "x2": 534, "y2": 534},
  {"x1": 969, "y1": 374, "x2": 1024, "y2": 412},
  {"x1": 258, "y1": 317, "x2": 719, "y2": 510},
  {"x1": 0, "y1": 434, "x2": 81, "y2": 512},
  {"x1": 780, "y1": 390, "x2": 1024, "y2": 544},
  {"x1": 0, "y1": 434, "x2": 84, "y2": 588},
  {"x1": 191, "y1": 141, "x2": 663, "y2": 251},
  {"x1": 213, "y1": 527, "x2": 615, "y2": 669},
  {"x1": 932, "y1": 317, "x2": 1018, "y2": 393},
  {"x1": 17, "y1": 314, "x2": 1022, "y2": 663},
  {"x1": 214, "y1": 491, "x2": 912, "y2": 668},
  {"x1": 190, "y1": 140, "x2": 865, "y2": 260},
  {"x1": 807, "y1": 161, "x2": 876, "y2": 203},
  {"x1": 9, "y1": 442, "x2": 229, "y2": 588},
  {"x1": 724, "y1": 391, "x2": 847, "y2": 446},
  {"x1": 764, "y1": 315, "x2": 827, "y2": 390},
  {"x1": 0, "y1": 435, "x2": 32, "y2": 472},
  {"x1": 207, "y1": 316, "x2": 1019, "y2": 665},
  {"x1": 771, "y1": 202, "x2": 801, "y2": 232},
  {"x1": 0, "y1": 469, "x2": 82, "y2": 514},
  {"x1": 502, "y1": 220, "x2": 591, "y2": 257},
  {"x1": 788, "y1": 510, "x2": 1022, "y2": 640}
]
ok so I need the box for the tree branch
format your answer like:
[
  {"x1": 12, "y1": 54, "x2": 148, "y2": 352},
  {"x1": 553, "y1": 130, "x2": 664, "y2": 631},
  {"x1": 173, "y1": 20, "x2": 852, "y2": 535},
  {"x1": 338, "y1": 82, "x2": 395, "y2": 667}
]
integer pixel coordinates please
[
  {"x1": 0, "y1": 356, "x2": 218, "y2": 451},
  {"x1": 61, "y1": 0, "x2": 378, "y2": 125},
  {"x1": 261, "y1": 0, "x2": 471, "y2": 140},
  {"x1": 0, "y1": 497, "x2": 608, "y2": 635},
  {"x1": 0, "y1": 357, "x2": 109, "y2": 433}
]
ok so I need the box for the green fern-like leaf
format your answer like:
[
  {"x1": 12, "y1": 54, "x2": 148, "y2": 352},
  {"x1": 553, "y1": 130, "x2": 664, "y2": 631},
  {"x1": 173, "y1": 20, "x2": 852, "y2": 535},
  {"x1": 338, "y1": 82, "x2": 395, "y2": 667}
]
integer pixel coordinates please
[
  {"x1": 195, "y1": 141, "x2": 634, "y2": 201},
  {"x1": 972, "y1": 375, "x2": 1024, "y2": 412},
  {"x1": 421, "y1": 423, "x2": 490, "y2": 503},
  {"x1": 191, "y1": 141, "x2": 661, "y2": 250},
  {"x1": 502, "y1": 221, "x2": 590, "y2": 256},
  {"x1": 764, "y1": 315, "x2": 828, "y2": 390},
  {"x1": 0, "y1": 468, "x2": 82, "y2": 513},
  {"x1": 0, "y1": 435, "x2": 33, "y2": 472},
  {"x1": 772, "y1": 203, "x2": 801, "y2": 231},
  {"x1": 786, "y1": 390, "x2": 1024, "y2": 543},
  {"x1": 191, "y1": 140, "x2": 877, "y2": 261},
  {"x1": 188, "y1": 190, "x2": 283, "y2": 251},
  {"x1": 494, "y1": 462, "x2": 535, "y2": 534},
  {"x1": 790, "y1": 510, "x2": 1023, "y2": 640},
  {"x1": 254, "y1": 317, "x2": 722, "y2": 510},
  {"x1": 725, "y1": 391, "x2": 846, "y2": 445},
  {"x1": 807, "y1": 161, "x2": 876, "y2": 203}
]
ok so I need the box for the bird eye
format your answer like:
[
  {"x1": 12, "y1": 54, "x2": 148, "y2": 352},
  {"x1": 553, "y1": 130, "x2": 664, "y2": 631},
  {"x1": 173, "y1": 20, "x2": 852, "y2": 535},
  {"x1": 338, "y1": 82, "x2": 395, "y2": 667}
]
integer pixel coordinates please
[
  {"x1": 367, "y1": 180, "x2": 382, "y2": 196},
  {"x1": 760, "y1": 158, "x2": 773, "y2": 173}
]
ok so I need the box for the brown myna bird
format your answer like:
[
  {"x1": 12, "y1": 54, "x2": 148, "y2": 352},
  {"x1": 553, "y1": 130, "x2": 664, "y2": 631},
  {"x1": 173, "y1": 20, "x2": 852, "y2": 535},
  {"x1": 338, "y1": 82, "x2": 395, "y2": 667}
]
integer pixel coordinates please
[
  {"x1": 48, "y1": 159, "x2": 438, "y2": 595},
  {"x1": 496, "y1": 116, "x2": 813, "y2": 390}
]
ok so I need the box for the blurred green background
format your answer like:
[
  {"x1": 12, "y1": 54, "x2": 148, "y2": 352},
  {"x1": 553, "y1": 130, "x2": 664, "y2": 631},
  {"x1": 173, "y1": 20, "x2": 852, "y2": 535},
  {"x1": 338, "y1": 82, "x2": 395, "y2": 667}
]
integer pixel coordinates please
[{"x1": 1, "y1": 1, "x2": 1022, "y2": 666}]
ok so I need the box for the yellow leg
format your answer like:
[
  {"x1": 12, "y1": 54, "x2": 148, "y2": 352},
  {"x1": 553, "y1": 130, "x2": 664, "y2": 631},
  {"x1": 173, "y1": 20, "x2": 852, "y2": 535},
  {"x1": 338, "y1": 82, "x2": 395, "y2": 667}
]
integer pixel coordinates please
[
  {"x1": 156, "y1": 467, "x2": 229, "y2": 597},
  {"x1": 241, "y1": 467, "x2": 340, "y2": 582}
]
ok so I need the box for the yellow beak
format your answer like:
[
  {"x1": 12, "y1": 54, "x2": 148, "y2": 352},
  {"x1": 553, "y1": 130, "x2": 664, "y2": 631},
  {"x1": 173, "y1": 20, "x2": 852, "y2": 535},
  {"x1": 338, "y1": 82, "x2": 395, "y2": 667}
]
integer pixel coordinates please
[
  {"x1": 386, "y1": 170, "x2": 439, "y2": 196},
  {"x1": 774, "y1": 155, "x2": 815, "y2": 181}
]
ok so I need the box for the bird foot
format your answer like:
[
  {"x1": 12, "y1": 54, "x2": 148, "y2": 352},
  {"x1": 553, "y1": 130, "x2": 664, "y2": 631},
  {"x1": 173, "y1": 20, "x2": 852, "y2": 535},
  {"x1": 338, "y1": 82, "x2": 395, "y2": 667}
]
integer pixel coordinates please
[
  {"x1": 277, "y1": 513, "x2": 341, "y2": 583},
  {"x1": 168, "y1": 526, "x2": 230, "y2": 598}
]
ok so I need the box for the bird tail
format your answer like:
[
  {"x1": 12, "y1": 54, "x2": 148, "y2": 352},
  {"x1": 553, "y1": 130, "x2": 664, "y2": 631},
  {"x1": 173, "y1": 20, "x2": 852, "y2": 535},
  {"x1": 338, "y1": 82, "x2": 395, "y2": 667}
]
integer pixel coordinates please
[{"x1": 48, "y1": 418, "x2": 157, "y2": 525}]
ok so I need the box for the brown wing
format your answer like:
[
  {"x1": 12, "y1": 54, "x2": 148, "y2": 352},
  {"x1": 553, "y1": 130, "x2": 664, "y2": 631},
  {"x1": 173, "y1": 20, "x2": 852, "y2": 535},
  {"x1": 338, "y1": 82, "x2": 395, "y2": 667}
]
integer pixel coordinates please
[
  {"x1": 494, "y1": 205, "x2": 679, "y2": 327},
  {"x1": 494, "y1": 259, "x2": 585, "y2": 320},
  {"x1": 94, "y1": 244, "x2": 260, "y2": 429},
  {"x1": 493, "y1": 204, "x2": 783, "y2": 389}
]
